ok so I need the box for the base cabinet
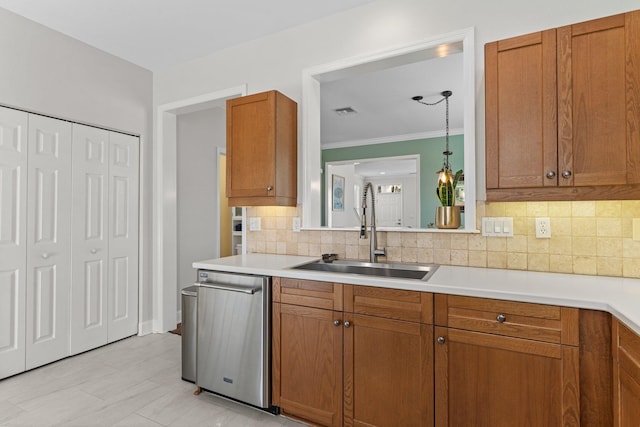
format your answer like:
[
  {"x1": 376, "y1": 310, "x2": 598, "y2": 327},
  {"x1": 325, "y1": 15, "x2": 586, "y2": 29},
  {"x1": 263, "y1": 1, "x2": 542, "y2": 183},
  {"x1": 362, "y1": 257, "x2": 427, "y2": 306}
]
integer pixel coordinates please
[
  {"x1": 344, "y1": 315, "x2": 433, "y2": 427},
  {"x1": 434, "y1": 327, "x2": 579, "y2": 426},
  {"x1": 272, "y1": 302, "x2": 343, "y2": 426},
  {"x1": 272, "y1": 278, "x2": 434, "y2": 427},
  {"x1": 613, "y1": 319, "x2": 640, "y2": 426},
  {"x1": 434, "y1": 294, "x2": 581, "y2": 426}
]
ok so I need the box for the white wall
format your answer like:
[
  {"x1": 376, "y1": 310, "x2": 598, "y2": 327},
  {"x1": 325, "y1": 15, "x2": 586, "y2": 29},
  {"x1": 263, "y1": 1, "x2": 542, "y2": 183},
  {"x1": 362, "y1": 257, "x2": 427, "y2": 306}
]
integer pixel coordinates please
[
  {"x1": 327, "y1": 164, "x2": 361, "y2": 228},
  {"x1": 153, "y1": 0, "x2": 639, "y2": 328},
  {"x1": 176, "y1": 108, "x2": 226, "y2": 309},
  {"x1": 0, "y1": 8, "x2": 153, "y2": 322}
]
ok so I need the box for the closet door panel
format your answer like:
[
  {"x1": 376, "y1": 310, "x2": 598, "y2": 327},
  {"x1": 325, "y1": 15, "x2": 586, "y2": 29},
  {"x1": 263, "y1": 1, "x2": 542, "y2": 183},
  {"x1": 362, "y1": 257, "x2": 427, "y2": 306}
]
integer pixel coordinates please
[
  {"x1": 0, "y1": 107, "x2": 28, "y2": 379},
  {"x1": 25, "y1": 114, "x2": 72, "y2": 370},
  {"x1": 108, "y1": 132, "x2": 139, "y2": 342},
  {"x1": 70, "y1": 124, "x2": 109, "y2": 355}
]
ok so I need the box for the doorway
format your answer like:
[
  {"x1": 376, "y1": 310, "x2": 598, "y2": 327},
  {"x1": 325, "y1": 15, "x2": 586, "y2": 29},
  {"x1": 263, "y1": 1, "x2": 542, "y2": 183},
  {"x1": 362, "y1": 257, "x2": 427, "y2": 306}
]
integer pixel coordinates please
[{"x1": 154, "y1": 85, "x2": 247, "y2": 332}]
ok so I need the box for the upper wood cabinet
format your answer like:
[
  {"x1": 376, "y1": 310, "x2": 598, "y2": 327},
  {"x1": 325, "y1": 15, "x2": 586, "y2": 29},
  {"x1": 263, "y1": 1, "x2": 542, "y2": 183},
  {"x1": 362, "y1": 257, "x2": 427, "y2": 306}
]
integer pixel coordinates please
[
  {"x1": 226, "y1": 90, "x2": 297, "y2": 206},
  {"x1": 486, "y1": 10, "x2": 640, "y2": 201}
]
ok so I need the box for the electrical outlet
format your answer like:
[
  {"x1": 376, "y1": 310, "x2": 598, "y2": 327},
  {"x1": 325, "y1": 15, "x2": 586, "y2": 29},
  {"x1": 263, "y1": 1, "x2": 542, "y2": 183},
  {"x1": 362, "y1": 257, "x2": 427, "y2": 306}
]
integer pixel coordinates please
[
  {"x1": 292, "y1": 217, "x2": 301, "y2": 232},
  {"x1": 535, "y1": 217, "x2": 551, "y2": 238}
]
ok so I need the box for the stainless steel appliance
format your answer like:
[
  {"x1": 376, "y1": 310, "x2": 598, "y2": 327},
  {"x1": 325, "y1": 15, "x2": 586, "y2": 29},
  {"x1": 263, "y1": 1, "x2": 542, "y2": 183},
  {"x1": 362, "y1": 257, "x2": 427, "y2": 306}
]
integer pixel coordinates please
[
  {"x1": 196, "y1": 270, "x2": 271, "y2": 409},
  {"x1": 181, "y1": 285, "x2": 198, "y2": 383}
]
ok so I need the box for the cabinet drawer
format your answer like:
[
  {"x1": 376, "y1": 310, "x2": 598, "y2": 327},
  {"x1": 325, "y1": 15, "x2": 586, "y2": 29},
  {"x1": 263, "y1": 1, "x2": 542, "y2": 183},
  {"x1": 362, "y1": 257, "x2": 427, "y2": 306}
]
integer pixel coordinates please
[
  {"x1": 434, "y1": 294, "x2": 578, "y2": 345},
  {"x1": 344, "y1": 285, "x2": 433, "y2": 324},
  {"x1": 273, "y1": 277, "x2": 343, "y2": 311},
  {"x1": 614, "y1": 319, "x2": 640, "y2": 385}
]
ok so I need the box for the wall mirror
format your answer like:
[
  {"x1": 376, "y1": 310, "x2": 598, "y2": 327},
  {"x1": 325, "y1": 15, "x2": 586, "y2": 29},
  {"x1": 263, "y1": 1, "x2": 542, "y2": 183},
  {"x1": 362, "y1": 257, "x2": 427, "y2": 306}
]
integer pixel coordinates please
[{"x1": 302, "y1": 28, "x2": 476, "y2": 232}]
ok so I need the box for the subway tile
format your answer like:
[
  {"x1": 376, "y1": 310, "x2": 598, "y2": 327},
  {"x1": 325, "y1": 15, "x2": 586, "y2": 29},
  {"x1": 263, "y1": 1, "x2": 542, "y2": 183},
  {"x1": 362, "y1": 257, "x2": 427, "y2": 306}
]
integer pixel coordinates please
[
  {"x1": 597, "y1": 257, "x2": 622, "y2": 277},
  {"x1": 548, "y1": 201, "x2": 572, "y2": 217},
  {"x1": 573, "y1": 256, "x2": 597, "y2": 275},
  {"x1": 572, "y1": 236, "x2": 597, "y2": 256},
  {"x1": 526, "y1": 236, "x2": 549, "y2": 254},
  {"x1": 597, "y1": 237, "x2": 623, "y2": 257},
  {"x1": 596, "y1": 200, "x2": 622, "y2": 217},
  {"x1": 507, "y1": 252, "x2": 527, "y2": 270},
  {"x1": 506, "y1": 235, "x2": 527, "y2": 253},
  {"x1": 526, "y1": 202, "x2": 548, "y2": 217},
  {"x1": 487, "y1": 251, "x2": 507, "y2": 269},
  {"x1": 450, "y1": 234, "x2": 468, "y2": 250},
  {"x1": 571, "y1": 218, "x2": 596, "y2": 237},
  {"x1": 572, "y1": 201, "x2": 596, "y2": 217},
  {"x1": 527, "y1": 253, "x2": 549, "y2": 272},
  {"x1": 596, "y1": 218, "x2": 622, "y2": 237},
  {"x1": 468, "y1": 250, "x2": 487, "y2": 267},
  {"x1": 549, "y1": 255, "x2": 573, "y2": 273},
  {"x1": 549, "y1": 236, "x2": 572, "y2": 255}
]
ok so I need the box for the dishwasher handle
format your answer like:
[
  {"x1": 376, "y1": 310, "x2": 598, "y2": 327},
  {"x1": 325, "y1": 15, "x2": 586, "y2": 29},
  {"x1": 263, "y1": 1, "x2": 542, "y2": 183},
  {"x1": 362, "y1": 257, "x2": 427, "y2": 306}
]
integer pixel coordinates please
[{"x1": 197, "y1": 282, "x2": 262, "y2": 295}]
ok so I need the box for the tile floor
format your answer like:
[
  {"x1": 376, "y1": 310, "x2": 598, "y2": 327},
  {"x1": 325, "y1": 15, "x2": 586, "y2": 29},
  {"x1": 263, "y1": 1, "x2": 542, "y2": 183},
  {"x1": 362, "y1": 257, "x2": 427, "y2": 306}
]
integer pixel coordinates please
[{"x1": 0, "y1": 333, "x2": 305, "y2": 426}]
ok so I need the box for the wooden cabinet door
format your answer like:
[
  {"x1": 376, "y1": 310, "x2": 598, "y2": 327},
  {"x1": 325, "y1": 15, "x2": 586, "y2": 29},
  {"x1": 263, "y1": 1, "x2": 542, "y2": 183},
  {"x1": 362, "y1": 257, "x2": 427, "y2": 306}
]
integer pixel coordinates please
[
  {"x1": 343, "y1": 314, "x2": 433, "y2": 427},
  {"x1": 226, "y1": 91, "x2": 276, "y2": 199},
  {"x1": 557, "y1": 11, "x2": 640, "y2": 188},
  {"x1": 613, "y1": 320, "x2": 640, "y2": 426},
  {"x1": 434, "y1": 327, "x2": 579, "y2": 427},
  {"x1": 273, "y1": 302, "x2": 343, "y2": 427},
  {"x1": 485, "y1": 30, "x2": 557, "y2": 189}
]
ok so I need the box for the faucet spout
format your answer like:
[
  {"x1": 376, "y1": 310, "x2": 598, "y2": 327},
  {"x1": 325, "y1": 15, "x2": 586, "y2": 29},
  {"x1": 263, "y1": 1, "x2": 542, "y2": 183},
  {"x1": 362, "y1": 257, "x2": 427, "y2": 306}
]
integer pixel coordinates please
[{"x1": 360, "y1": 182, "x2": 386, "y2": 263}]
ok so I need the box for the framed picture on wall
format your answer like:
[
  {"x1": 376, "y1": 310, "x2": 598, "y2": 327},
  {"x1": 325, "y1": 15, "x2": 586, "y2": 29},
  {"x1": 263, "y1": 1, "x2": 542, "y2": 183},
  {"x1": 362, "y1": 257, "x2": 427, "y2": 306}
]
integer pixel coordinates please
[{"x1": 332, "y1": 174, "x2": 345, "y2": 211}]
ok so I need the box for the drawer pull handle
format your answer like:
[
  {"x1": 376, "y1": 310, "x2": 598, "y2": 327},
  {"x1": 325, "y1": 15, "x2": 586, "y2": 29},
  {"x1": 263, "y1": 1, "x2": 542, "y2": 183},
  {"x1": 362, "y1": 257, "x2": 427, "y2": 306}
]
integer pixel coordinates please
[
  {"x1": 437, "y1": 336, "x2": 446, "y2": 345},
  {"x1": 333, "y1": 320, "x2": 341, "y2": 327},
  {"x1": 496, "y1": 314, "x2": 507, "y2": 323},
  {"x1": 344, "y1": 321, "x2": 351, "y2": 328}
]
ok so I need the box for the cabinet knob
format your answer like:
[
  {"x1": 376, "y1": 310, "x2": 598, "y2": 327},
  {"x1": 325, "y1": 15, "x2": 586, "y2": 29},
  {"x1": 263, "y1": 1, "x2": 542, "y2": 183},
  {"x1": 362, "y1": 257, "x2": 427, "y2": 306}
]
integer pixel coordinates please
[
  {"x1": 344, "y1": 321, "x2": 351, "y2": 328},
  {"x1": 437, "y1": 336, "x2": 446, "y2": 345},
  {"x1": 546, "y1": 171, "x2": 556, "y2": 179},
  {"x1": 562, "y1": 170, "x2": 572, "y2": 178},
  {"x1": 90, "y1": 248, "x2": 98, "y2": 254},
  {"x1": 333, "y1": 320, "x2": 341, "y2": 327},
  {"x1": 41, "y1": 253, "x2": 49, "y2": 259},
  {"x1": 496, "y1": 314, "x2": 507, "y2": 323},
  {"x1": 266, "y1": 185, "x2": 273, "y2": 191}
]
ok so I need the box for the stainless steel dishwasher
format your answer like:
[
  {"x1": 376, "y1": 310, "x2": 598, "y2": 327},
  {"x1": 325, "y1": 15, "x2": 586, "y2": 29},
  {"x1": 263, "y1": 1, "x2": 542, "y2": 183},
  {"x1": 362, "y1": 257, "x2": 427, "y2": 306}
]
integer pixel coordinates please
[{"x1": 195, "y1": 270, "x2": 272, "y2": 410}]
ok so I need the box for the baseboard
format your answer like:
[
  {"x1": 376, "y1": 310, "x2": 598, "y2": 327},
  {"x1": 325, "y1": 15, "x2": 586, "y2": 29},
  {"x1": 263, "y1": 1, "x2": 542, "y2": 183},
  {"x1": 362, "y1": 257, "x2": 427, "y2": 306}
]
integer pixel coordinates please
[{"x1": 137, "y1": 320, "x2": 154, "y2": 336}]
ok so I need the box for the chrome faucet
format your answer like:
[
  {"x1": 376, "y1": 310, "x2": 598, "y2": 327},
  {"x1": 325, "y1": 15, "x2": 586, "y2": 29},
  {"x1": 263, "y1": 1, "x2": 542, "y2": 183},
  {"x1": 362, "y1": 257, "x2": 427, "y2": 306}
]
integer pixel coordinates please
[{"x1": 360, "y1": 182, "x2": 386, "y2": 263}]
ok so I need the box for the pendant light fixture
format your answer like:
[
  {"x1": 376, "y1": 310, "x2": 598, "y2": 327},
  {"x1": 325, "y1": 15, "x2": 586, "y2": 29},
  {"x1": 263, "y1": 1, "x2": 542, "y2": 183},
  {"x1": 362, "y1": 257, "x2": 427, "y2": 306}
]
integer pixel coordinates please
[{"x1": 411, "y1": 90, "x2": 453, "y2": 183}]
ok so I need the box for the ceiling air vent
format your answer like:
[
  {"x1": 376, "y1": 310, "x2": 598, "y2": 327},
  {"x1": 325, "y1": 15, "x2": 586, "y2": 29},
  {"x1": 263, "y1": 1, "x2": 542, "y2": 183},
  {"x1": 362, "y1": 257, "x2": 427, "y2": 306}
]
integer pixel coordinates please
[{"x1": 333, "y1": 106, "x2": 357, "y2": 116}]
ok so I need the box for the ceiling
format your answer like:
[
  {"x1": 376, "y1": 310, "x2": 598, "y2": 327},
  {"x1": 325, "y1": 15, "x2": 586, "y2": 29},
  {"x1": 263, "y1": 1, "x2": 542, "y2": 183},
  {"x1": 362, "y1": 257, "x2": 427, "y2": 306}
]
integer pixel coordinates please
[
  {"x1": 0, "y1": 0, "x2": 375, "y2": 71},
  {"x1": 320, "y1": 52, "x2": 464, "y2": 147}
]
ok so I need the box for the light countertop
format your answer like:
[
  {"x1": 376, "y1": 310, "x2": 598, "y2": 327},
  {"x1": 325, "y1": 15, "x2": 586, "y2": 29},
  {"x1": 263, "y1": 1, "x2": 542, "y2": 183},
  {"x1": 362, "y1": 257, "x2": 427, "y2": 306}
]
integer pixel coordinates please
[{"x1": 193, "y1": 254, "x2": 640, "y2": 336}]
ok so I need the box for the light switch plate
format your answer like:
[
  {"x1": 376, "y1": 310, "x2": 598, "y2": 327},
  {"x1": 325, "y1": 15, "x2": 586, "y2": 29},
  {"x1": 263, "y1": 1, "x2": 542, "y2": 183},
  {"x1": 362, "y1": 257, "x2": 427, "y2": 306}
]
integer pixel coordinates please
[
  {"x1": 482, "y1": 217, "x2": 513, "y2": 237},
  {"x1": 633, "y1": 219, "x2": 640, "y2": 241},
  {"x1": 249, "y1": 217, "x2": 261, "y2": 231}
]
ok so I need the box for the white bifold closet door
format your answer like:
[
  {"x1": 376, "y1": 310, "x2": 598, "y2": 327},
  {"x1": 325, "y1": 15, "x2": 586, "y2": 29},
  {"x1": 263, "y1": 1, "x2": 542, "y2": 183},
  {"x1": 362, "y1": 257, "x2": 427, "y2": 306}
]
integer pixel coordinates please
[
  {"x1": 70, "y1": 124, "x2": 109, "y2": 354},
  {"x1": 70, "y1": 124, "x2": 139, "y2": 354},
  {"x1": 107, "y1": 131, "x2": 139, "y2": 343},
  {"x1": 0, "y1": 107, "x2": 28, "y2": 378},
  {"x1": 25, "y1": 114, "x2": 72, "y2": 370}
]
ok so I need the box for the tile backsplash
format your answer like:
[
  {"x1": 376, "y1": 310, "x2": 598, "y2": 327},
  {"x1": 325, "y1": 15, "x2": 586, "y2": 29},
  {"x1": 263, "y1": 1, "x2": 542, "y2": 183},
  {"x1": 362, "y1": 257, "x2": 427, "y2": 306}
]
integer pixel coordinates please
[{"x1": 245, "y1": 200, "x2": 640, "y2": 278}]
